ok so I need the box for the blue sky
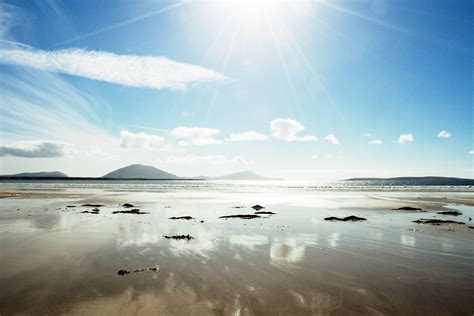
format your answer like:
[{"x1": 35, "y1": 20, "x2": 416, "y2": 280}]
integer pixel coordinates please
[{"x1": 0, "y1": 0, "x2": 472, "y2": 179}]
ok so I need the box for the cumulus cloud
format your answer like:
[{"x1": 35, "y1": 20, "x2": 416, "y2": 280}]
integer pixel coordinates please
[
  {"x1": 120, "y1": 130, "x2": 165, "y2": 150},
  {"x1": 325, "y1": 134, "x2": 340, "y2": 145},
  {"x1": 171, "y1": 127, "x2": 222, "y2": 146},
  {"x1": 167, "y1": 154, "x2": 251, "y2": 165},
  {"x1": 227, "y1": 130, "x2": 268, "y2": 142},
  {"x1": 437, "y1": 130, "x2": 451, "y2": 138},
  {"x1": 0, "y1": 140, "x2": 68, "y2": 158},
  {"x1": 368, "y1": 139, "x2": 382, "y2": 145},
  {"x1": 0, "y1": 48, "x2": 229, "y2": 91},
  {"x1": 398, "y1": 133, "x2": 414, "y2": 144},
  {"x1": 270, "y1": 118, "x2": 317, "y2": 142},
  {"x1": 469, "y1": 150, "x2": 474, "y2": 155}
]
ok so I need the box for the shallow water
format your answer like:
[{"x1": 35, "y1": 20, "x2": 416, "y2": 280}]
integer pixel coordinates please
[{"x1": 0, "y1": 187, "x2": 473, "y2": 315}]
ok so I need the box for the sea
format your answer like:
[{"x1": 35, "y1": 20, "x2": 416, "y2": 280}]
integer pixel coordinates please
[{"x1": 1, "y1": 178, "x2": 473, "y2": 193}]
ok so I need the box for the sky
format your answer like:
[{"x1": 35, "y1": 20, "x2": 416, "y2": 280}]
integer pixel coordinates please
[{"x1": 0, "y1": 0, "x2": 472, "y2": 180}]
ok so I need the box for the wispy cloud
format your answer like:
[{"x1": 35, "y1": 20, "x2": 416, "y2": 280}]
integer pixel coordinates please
[
  {"x1": 270, "y1": 118, "x2": 317, "y2": 142},
  {"x1": 469, "y1": 150, "x2": 474, "y2": 155},
  {"x1": 397, "y1": 133, "x2": 414, "y2": 144},
  {"x1": 325, "y1": 134, "x2": 340, "y2": 145},
  {"x1": 0, "y1": 48, "x2": 230, "y2": 91},
  {"x1": 311, "y1": 154, "x2": 319, "y2": 159},
  {"x1": 0, "y1": 140, "x2": 68, "y2": 158},
  {"x1": 437, "y1": 130, "x2": 451, "y2": 138},
  {"x1": 227, "y1": 130, "x2": 268, "y2": 142},
  {"x1": 368, "y1": 139, "x2": 382, "y2": 145},
  {"x1": 120, "y1": 130, "x2": 165, "y2": 150},
  {"x1": 167, "y1": 154, "x2": 251, "y2": 165},
  {"x1": 363, "y1": 132, "x2": 372, "y2": 137},
  {"x1": 171, "y1": 127, "x2": 222, "y2": 146}
]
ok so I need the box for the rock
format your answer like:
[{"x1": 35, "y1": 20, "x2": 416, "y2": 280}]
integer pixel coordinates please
[
  {"x1": 66, "y1": 205, "x2": 76, "y2": 208},
  {"x1": 392, "y1": 206, "x2": 423, "y2": 211},
  {"x1": 117, "y1": 269, "x2": 130, "y2": 276},
  {"x1": 412, "y1": 219, "x2": 465, "y2": 225},
  {"x1": 112, "y1": 209, "x2": 149, "y2": 215},
  {"x1": 169, "y1": 216, "x2": 194, "y2": 220},
  {"x1": 324, "y1": 215, "x2": 367, "y2": 222},
  {"x1": 122, "y1": 203, "x2": 134, "y2": 208},
  {"x1": 219, "y1": 214, "x2": 261, "y2": 219},
  {"x1": 118, "y1": 266, "x2": 159, "y2": 276},
  {"x1": 251, "y1": 205, "x2": 265, "y2": 210},
  {"x1": 164, "y1": 234, "x2": 194, "y2": 240},
  {"x1": 437, "y1": 210, "x2": 462, "y2": 216},
  {"x1": 82, "y1": 208, "x2": 100, "y2": 214},
  {"x1": 82, "y1": 204, "x2": 105, "y2": 207},
  {"x1": 255, "y1": 211, "x2": 277, "y2": 215}
]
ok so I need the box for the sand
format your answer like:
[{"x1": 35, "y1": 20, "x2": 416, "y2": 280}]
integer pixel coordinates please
[{"x1": 0, "y1": 187, "x2": 473, "y2": 315}]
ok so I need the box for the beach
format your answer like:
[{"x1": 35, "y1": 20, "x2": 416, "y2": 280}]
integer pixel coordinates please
[{"x1": 0, "y1": 181, "x2": 473, "y2": 315}]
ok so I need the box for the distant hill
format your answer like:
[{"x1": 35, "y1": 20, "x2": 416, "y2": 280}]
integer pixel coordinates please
[
  {"x1": 103, "y1": 164, "x2": 178, "y2": 179},
  {"x1": 0, "y1": 171, "x2": 68, "y2": 178},
  {"x1": 212, "y1": 170, "x2": 283, "y2": 181},
  {"x1": 344, "y1": 176, "x2": 474, "y2": 186}
]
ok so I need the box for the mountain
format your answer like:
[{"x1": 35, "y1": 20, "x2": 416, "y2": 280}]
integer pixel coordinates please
[
  {"x1": 212, "y1": 170, "x2": 283, "y2": 181},
  {"x1": 103, "y1": 164, "x2": 178, "y2": 179},
  {"x1": 344, "y1": 176, "x2": 474, "y2": 186},
  {"x1": 0, "y1": 171, "x2": 68, "y2": 178}
]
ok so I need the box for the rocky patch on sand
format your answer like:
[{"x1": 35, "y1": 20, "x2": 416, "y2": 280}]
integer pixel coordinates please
[
  {"x1": 169, "y1": 216, "x2": 194, "y2": 220},
  {"x1": 219, "y1": 214, "x2": 261, "y2": 219},
  {"x1": 255, "y1": 211, "x2": 277, "y2": 215},
  {"x1": 392, "y1": 206, "x2": 423, "y2": 211},
  {"x1": 413, "y1": 219, "x2": 465, "y2": 225},
  {"x1": 117, "y1": 266, "x2": 159, "y2": 276},
  {"x1": 324, "y1": 215, "x2": 367, "y2": 222},
  {"x1": 251, "y1": 205, "x2": 265, "y2": 211},
  {"x1": 122, "y1": 203, "x2": 134, "y2": 208},
  {"x1": 437, "y1": 210, "x2": 462, "y2": 216},
  {"x1": 164, "y1": 234, "x2": 194, "y2": 240},
  {"x1": 81, "y1": 208, "x2": 100, "y2": 214},
  {"x1": 82, "y1": 204, "x2": 105, "y2": 207},
  {"x1": 112, "y1": 209, "x2": 149, "y2": 215}
]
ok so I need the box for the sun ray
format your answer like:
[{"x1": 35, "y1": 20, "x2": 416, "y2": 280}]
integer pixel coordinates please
[{"x1": 52, "y1": 1, "x2": 187, "y2": 48}]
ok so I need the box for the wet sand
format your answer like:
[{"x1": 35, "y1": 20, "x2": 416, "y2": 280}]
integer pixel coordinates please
[{"x1": 0, "y1": 188, "x2": 473, "y2": 315}]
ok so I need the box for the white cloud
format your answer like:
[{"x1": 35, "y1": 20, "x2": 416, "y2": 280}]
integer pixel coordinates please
[
  {"x1": 171, "y1": 127, "x2": 222, "y2": 145},
  {"x1": 0, "y1": 48, "x2": 229, "y2": 91},
  {"x1": 363, "y1": 132, "x2": 372, "y2": 137},
  {"x1": 119, "y1": 130, "x2": 165, "y2": 150},
  {"x1": 325, "y1": 134, "x2": 340, "y2": 145},
  {"x1": 469, "y1": 150, "x2": 474, "y2": 155},
  {"x1": 227, "y1": 130, "x2": 268, "y2": 142},
  {"x1": 437, "y1": 130, "x2": 451, "y2": 138},
  {"x1": 181, "y1": 111, "x2": 193, "y2": 118},
  {"x1": 0, "y1": 140, "x2": 69, "y2": 158},
  {"x1": 167, "y1": 154, "x2": 251, "y2": 165},
  {"x1": 270, "y1": 118, "x2": 317, "y2": 142},
  {"x1": 397, "y1": 133, "x2": 414, "y2": 144},
  {"x1": 311, "y1": 154, "x2": 319, "y2": 159},
  {"x1": 368, "y1": 139, "x2": 382, "y2": 145}
]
